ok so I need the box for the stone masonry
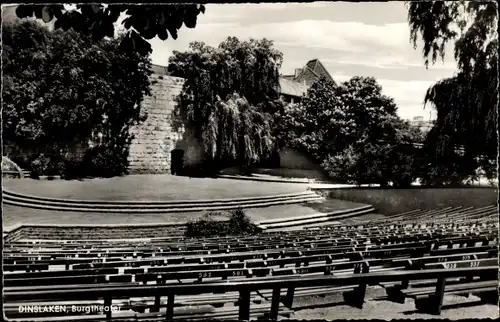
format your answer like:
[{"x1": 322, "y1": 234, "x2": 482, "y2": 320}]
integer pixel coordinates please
[{"x1": 127, "y1": 74, "x2": 185, "y2": 174}]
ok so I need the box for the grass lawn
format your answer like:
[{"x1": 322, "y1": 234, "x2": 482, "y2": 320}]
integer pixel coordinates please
[
  {"x1": 3, "y1": 175, "x2": 369, "y2": 228},
  {"x1": 3, "y1": 175, "x2": 308, "y2": 201}
]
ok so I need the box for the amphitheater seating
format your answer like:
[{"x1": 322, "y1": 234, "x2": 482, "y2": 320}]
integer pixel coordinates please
[{"x1": 3, "y1": 205, "x2": 498, "y2": 321}]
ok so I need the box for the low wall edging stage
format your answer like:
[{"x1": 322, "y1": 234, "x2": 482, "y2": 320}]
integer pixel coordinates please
[{"x1": 311, "y1": 186, "x2": 498, "y2": 216}]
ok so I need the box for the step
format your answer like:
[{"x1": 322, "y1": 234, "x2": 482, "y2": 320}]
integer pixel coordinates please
[
  {"x1": 259, "y1": 207, "x2": 375, "y2": 229},
  {"x1": 256, "y1": 205, "x2": 373, "y2": 225},
  {"x1": 3, "y1": 191, "x2": 321, "y2": 209},
  {"x1": 3, "y1": 196, "x2": 324, "y2": 213},
  {"x1": 3, "y1": 189, "x2": 318, "y2": 205}
]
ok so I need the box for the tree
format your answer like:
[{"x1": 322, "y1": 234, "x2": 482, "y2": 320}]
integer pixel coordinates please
[
  {"x1": 273, "y1": 78, "x2": 344, "y2": 160},
  {"x1": 406, "y1": 1, "x2": 498, "y2": 181},
  {"x1": 14, "y1": 4, "x2": 205, "y2": 56},
  {"x1": 168, "y1": 37, "x2": 284, "y2": 173},
  {"x1": 276, "y1": 77, "x2": 398, "y2": 161},
  {"x1": 204, "y1": 94, "x2": 276, "y2": 168},
  {"x1": 2, "y1": 20, "x2": 152, "y2": 177},
  {"x1": 276, "y1": 76, "x2": 420, "y2": 187},
  {"x1": 322, "y1": 116, "x2": 421, "y2": 187}
]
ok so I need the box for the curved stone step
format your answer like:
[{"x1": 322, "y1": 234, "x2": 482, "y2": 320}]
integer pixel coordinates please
[
  {"x1": 3, "y1": 195, "x2": 324, "y2": 213},
  {"x1": 2, "y1": 189, "x2": 317, "y2": 205},
  {"x1": 258, "y1": 207, "x2": 375, "y2": 230},
  {"x1": 256, "y1": 205, "x2": 373, "y2": 226}
]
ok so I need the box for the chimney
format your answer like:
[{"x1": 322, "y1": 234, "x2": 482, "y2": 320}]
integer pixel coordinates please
[{"x1": 294, "y1": 68, "x2": 302, "y2": 78}]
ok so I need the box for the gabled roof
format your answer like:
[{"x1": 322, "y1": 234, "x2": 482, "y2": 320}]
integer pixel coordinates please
[
  {"x1": 294, "y1": 67, "x2": 321, "y2": 87},
  {"x1": 303, "y1": 59, "x2": 335, "y2": 84},
  {"x1": 279, "y1": 78, "x2": 308, "y2": 98}
]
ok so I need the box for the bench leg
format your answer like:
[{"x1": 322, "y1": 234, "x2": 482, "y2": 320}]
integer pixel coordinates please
[
  {"x1": 386, "y1": 285, "x2": 406, "y2": 304},
  {"x1": 151, "y1": 295, "x2": 161, "y2": 312},
  {"x1": 270, "y1": 288, "x2": 281, "y2": 320},
  {"x1": 166, "y1": 294, "x2": 175, "y2": 321},
  {"x1": 343, "y1": 284, "x2": 367, "y2": 309},
  {"x1": 415, "y1": 277, "x2": 445, "y2": 315},
  {"x1": 239, "y1": 289, "x2": 251, "y2": 321},
  {"x1": 283, "y1": 287, "x2": 295, "y2": 308},
  {"x1": 104, "y1": 297, "x2": 112, "y2": 320}
]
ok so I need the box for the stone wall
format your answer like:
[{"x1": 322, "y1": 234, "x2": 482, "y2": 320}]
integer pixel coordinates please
[{"x1": 127, "y1": 74, "x2": 186, "y2": 174}]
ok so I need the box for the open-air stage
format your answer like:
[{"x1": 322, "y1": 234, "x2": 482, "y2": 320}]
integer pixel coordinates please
[{"x1": 3, "y1": 175, "x2": 371, "y2": 231}]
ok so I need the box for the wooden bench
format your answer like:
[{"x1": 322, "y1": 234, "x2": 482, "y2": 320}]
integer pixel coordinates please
[
  {"x1": 408, "y1": 280, "x2": 498, "y2": 314},
  {"x1": 391, "y1": 249, "x2": 497, "y2": 270},
  {"x1": 386, "y1": 258, "x2": 498, "y2": 308},
  {"x1": 4, "y1": 268, "x2": 120, "y2": 280},
  {"x1": 5, "y1": 266, "x2": 495, "y2": 321},
  {"x1": 135, "y1": 268, "x2": 272, "y2": 284},
  {"x1": 3, "y1": 263, "x2": 50, "y2": 272},
  {"x1": 4, "y1": 274, "x2": 115, "y2": 287}
]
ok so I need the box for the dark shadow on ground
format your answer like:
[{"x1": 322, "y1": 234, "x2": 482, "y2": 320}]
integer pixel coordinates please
[{"x1": 402, "y1": 298, "x2": 486, "y2": 315}]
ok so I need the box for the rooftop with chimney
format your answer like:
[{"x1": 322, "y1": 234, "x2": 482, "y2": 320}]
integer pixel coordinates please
[{"x1": 279, "y1": 59, "x2": 335, "y2": 98}]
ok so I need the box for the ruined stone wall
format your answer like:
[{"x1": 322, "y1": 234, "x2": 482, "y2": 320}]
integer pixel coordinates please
[{"x1": 127, "y1": 74, "x2": 186, "y2": 174}]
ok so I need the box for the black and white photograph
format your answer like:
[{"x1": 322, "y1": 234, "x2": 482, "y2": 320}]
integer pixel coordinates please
[{"x1": 1, "y1": 1, "x2": 498, "y2": 321}]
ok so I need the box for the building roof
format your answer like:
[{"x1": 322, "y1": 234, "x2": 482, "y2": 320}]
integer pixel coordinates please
[
  {"x1": 279, "y1": 59, "x2": 336, "y2": 96},
  {"x1": 303, "y1": 59, "x2": 335, "y2": 84},
  {"x1": 279, "y1": 78, "x2": 308, "y2": 98}
]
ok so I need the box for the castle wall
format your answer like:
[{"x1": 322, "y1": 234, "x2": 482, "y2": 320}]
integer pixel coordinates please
[{"x1": 127, "y1": 74, "x2": 186, "y2": 174}]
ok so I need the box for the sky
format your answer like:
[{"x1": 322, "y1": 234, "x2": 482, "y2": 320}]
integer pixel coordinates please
[
  {"x1": 2, "y1": 3, "x2": 459, "y2": 121},
  {"x1": 145, "y1": 2, "x2": 459, "y2": 121}
]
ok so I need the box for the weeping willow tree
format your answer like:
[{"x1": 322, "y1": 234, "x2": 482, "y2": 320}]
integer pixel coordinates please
[
  {"x1": 204, "y1": 93, "x2": 275, "y2": 168},
  {"x1": 168, "y1": 37, "x2": 283, "y2": 173},
  {"x1": 406, "y1": 1, "x2": 498, "y2": 184}
]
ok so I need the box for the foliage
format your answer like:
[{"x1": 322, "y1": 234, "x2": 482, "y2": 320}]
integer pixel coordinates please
[
  {"x1": 406, "y1": 1, "x2": 498, "y2": 181},
  {"x1": 322, "y1": 117, "x2": 421, "y2": 187},
  {"x1": 273, "y1": 79, "x2": 341, "y2": 160},
  {"x1": 81, "y1": 145, "x2": 130, "y2": 178},
  {"x1": 14, "y1": 4, "x2": 205, "y2": 56},
  {"x1": 168, "y1": 37, "x2": 284, "y2": 172},
  {"x1": 415, "y1": 127, "x2": 479, "y2": 186},
  {"x1": 185, "y1": 209, "x2": 262, "y2": 238},
  {"x1": 30, "y1": 154, "x2": 50, "y2": 178},
  {"x1": 2, "y1": 20, "x2": 152, "y2": 178},
  {"x1": 275, "y1": 76, "x2": 397, "y2": 160},
  {"x1": 276, "y1": 77, "x2": 421, "y2": 187},
  {"x1": 203, "y1": 94, "x2": 276, "y2": 169}
]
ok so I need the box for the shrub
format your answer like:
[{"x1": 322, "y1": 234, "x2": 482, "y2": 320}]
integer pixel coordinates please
[
  {"x1": 30, "y1": 154, "x2": 50, "y2": 178},
  {"x1": 82, "y1": 145, "x2": 129, "y2": 178},
  {"x1": 227, "y1": 208, "x2": 262, "y2": 235},
  {"x1": 62, "y1": 159, "x2": 85, "y2": 180},
  {"x1": 185, "y1": 209, "x2": 262, "y2": 238},
  {"x1": 46, "y1": 155, "x2": 66, "y2": 177}
]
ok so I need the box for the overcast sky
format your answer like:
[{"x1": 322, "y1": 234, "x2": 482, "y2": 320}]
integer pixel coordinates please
[{"x1": 147, "y1": 2, "x2": 458, "y2": 121}]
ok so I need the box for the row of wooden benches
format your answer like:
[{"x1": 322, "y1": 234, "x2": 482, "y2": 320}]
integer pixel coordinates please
[
  {"x1": 5, "y1": 223, "x2": 495, "y2": 256},
  {"x1": 5, "y1": 264, "x2": 498, "y2": 320},
  {"x1": 3, "y1": 208, "x2": 497, "y2": 320},
  {"x1": 4, "y1": 233, "x2": 496, "y2": 271},
  {"x1": 4, "y1": 243, "x2": 497, "y2": 289}
]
